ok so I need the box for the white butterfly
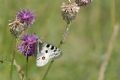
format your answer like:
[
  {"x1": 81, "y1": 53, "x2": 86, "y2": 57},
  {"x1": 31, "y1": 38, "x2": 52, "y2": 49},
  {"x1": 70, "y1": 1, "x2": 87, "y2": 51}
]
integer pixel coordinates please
[{"x1": 36, "y1": 41, "x2": 61, "y2": 67}]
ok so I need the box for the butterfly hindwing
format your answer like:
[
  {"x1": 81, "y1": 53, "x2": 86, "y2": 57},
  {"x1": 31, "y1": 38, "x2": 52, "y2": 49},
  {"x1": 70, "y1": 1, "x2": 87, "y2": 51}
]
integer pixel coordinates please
[
  {"x1": 36, "y1": 42, "x2": 49, "y2": 67},
  {"x1": 36, "y1": 53, "x2": 49, "y2": 67}
]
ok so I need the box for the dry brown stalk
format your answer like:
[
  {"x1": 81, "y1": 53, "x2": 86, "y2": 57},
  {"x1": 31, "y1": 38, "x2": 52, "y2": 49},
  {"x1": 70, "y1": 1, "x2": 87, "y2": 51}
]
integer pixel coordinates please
[
  {"x1": 13, "y1": 60, "x2": 25, "y2": 80},
  {"x1": 97, "y1": 24, "x2": 119, "y2": 80}
]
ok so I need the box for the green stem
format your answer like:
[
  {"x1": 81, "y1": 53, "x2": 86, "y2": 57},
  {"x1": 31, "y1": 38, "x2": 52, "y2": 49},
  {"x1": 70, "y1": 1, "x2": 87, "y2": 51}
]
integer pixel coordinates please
[
  {"x1": 58, "y1": 23, "x2": 71, "y2": 48},
  {"x1": 42, "y1": 23, "x2": 71, "y2": 80},
  {"x1": 26, "y1": 56, "x2": 29, "y2": 80},
  {"x1": 10, "y1": 38, "x2": 16, "y2": 80},
  {"x1": 41, "y1": 60, "x2": 54, "y2": 80}
]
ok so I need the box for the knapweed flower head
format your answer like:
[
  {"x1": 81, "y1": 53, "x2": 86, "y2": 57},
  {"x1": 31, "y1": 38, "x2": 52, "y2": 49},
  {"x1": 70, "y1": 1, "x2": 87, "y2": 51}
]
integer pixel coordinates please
[
  {"x1": 75, "y1": 0, "x2": 92, "y2": 6},
  {"x1": 61, "y1": 2, "x2": 80, "y2": 24},
  {"x1": 17, "y1": 34, "x2": 38, "y2": 57},
  {"x1": 16, "y1": 9, "x2": 35, "y2": 26},
  {"x1": 9, "y1": 19, "x2": 25, "y2": 38}
]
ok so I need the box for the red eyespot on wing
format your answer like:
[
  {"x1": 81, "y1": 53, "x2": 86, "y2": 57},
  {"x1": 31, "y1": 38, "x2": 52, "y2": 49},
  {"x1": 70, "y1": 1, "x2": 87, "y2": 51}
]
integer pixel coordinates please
[{"x1": 42, "y1": 56, "x2": 45, "y2": 60}]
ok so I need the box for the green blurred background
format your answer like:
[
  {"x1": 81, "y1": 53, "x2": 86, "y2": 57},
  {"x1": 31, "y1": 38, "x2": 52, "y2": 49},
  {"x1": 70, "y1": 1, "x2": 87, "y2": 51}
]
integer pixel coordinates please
[{"x1": 0, "y1": 0, "x2": 120, "y2": 80}]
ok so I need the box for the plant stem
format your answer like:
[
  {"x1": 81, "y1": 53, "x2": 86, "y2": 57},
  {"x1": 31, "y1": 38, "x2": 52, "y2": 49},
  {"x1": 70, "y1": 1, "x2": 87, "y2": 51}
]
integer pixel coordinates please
[
  {"x1": 97, "y1": 24, "x2": 119, "y2": 80},
  {"x1": 42, "y1": 23, "x2": 71, "y2": 80},
  {"x1": 97, "y1": 0, "x2": 118, "y2": 80},
  {"x1": 10, "y1": 38, "x2": 16, "y2": 80},
  {"x1": 1, "y1": 56, "x2": 25, "y2": 80},
  {"x1": 41, "y1": 60, "x2": 54, "y2": 80},
  {"x1": 14, "y1": 59, "x2": 25, "y2": 80},
  {"x1": 26, "y1": 56, "x2": 29, "y2": 80},
  {"x1": 59, "y1": 23, "x2": 71, "y2": 48}
]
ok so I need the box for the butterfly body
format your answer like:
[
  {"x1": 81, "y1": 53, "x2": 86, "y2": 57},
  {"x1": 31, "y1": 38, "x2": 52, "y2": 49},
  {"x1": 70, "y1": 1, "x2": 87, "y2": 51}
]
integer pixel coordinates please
[{"x1": 36, "y1": 42, "x2": 61, "y2": 67}]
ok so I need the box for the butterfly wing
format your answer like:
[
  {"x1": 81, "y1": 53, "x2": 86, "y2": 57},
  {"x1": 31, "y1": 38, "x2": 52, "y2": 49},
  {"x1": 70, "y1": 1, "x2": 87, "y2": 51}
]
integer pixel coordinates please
[
  {"x1": 44, "y1": 43, "x2": 61, "y2": 59},
  {"x1": 36, "y1": 42, "x2": 61, "y2": 67},
  {"x1": 36, "y1": 42, "x2": 50, "y2": 67},
  {"x1": 36, "y1": 53, "x2": 49, "y2": 67}
]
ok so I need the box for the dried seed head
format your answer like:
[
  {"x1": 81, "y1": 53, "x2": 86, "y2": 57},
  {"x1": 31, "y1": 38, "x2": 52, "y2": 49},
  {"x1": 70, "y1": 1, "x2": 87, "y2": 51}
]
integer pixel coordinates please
[
  {"x1": 9, "y1": 19, "x2": 25, "y2": 38},
  {"x1": 61, "y1": 2, "x2": 80, "y2": 24},
  {"x1": 75, "y1": 0, "x2": 92, "y2": 6}
]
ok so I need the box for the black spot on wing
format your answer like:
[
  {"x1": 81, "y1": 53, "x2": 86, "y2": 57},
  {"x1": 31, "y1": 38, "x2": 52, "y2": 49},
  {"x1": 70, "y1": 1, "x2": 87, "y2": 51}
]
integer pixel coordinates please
[
  {"x1": 51, "y1": 45, "x2": 55, "y2": 50},
  {"x1": 45, "y1": 50, "x2": 48, "y2": 53},
  {"x1": 46, "y1": 44, "x2": 50, "y2": 48},
  {"x1": 54, "y1": 49, "x2": 57, "y2": 52},
  {"x1": 54, "y1": 47, "x2": 60, "y2": 52}
]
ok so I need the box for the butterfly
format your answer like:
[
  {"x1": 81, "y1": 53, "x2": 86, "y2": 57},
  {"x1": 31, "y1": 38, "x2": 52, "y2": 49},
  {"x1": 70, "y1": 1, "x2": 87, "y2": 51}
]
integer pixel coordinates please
[{"x1": 36, "y1": 41, "x2": 61, "y2": 67}]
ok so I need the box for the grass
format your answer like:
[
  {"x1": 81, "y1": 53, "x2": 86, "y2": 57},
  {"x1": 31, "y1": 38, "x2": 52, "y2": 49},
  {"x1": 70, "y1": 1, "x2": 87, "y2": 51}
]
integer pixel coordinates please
[{"x1": 0, "y1": 0, "x2": 120, "y2": 80}]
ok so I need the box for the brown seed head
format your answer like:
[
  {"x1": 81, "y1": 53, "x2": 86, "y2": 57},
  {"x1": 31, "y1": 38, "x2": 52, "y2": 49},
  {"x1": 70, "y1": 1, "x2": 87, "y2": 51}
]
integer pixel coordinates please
[
  {"x1": 9, "y1": 19, "x2": 25, "y2": 38},
  {"x1": 75, "y1": 0, "x2": 92, "y2": 6},
  {"x1": 61, "y1": 2, "x2": 80, "y2": 24}
]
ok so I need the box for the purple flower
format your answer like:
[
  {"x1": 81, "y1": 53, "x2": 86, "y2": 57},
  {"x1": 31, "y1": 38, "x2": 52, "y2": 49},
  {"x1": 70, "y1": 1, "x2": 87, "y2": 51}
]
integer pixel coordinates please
[
  {"x1": 16, "y1": 9, "x2": 35, "y2": 26},
  {"x1": 17, "y1": 34, "x2": 38, "y2": 57}
]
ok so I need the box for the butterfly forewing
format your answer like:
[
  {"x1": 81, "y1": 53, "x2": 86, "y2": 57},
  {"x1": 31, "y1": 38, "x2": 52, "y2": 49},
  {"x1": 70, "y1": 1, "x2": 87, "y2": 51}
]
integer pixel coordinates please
[{"x1": 44, "y1": 43, "x2": 61, "y2": 59}]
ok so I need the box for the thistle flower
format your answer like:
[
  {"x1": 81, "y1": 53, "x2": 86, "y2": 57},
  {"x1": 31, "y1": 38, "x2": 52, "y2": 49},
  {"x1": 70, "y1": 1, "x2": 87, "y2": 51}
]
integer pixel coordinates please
[
  {"x1": 9, "y1": 19, "x2": 25, "y2": 38},
  {"x1": 75, "y1": 0, "x2": 92, "y2": 6},
  {"x1": 16, "y1": 9, "x2": 35, "y2": 26},
  {"x1": 17, "y1": 34, "x2": 38, "y2": 57},
  {"x1": 61, "y1": 2, "x2": 80, "y2": 24}
]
